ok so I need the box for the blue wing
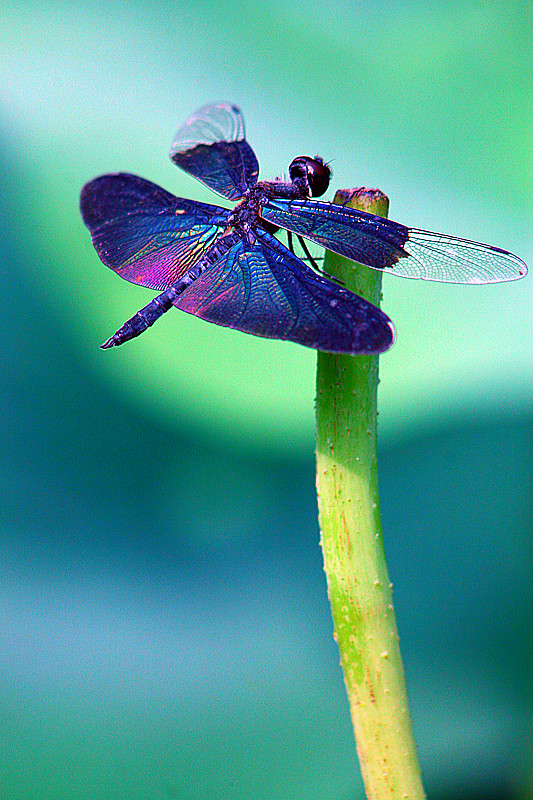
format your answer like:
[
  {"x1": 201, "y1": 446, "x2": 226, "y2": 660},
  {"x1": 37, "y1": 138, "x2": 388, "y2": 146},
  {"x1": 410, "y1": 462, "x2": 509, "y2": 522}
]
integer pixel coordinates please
[
  {"x1": 261, "y1": 198, "x2": 527, "y2": 284},
  {"x1": 80, "y1": 173, "x2": 230, "y2": 290},
  {"x1": 169, "y1": 103, "x2": 259, "y2": 201},
  {"x1": 174, "y1": 229, "x2": 395, "y2": 355}
]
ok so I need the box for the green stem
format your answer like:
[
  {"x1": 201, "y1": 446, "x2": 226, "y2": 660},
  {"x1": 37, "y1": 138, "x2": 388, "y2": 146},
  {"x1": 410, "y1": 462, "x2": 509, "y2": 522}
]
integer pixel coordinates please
[{"x1": 315, "y1": 188, "x2": 425, "y2": 800}]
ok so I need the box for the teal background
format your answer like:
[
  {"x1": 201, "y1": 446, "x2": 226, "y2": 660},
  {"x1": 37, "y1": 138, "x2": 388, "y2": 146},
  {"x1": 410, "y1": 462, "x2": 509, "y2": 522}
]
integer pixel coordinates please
[{"x1": 1, "y1": 1, "x2": 531, "y2": 798}]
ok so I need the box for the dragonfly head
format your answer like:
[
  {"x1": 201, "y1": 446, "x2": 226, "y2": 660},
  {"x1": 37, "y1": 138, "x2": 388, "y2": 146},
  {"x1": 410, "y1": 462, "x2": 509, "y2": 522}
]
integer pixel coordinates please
[{"x1": 289, "y1": 156, "x2": 331, "y2": 198}]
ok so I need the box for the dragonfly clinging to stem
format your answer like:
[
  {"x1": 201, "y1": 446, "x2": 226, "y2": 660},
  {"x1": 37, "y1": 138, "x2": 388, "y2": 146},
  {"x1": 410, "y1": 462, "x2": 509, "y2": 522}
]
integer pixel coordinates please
[{"x1": 80, "y1": 102, "x2": 527, "y2": 356}]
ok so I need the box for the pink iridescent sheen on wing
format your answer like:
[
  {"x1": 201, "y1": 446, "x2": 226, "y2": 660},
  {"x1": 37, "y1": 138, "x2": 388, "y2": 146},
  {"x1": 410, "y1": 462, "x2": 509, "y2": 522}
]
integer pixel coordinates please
[{"x1": 80, "y1": 173, "x2": 227, "y2": 290}]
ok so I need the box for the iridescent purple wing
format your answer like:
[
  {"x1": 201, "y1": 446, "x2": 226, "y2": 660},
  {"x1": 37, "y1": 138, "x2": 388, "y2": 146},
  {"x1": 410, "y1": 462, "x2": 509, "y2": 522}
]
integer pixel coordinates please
[
  {"x1": 174, "y1": 229, "x2": 395, "y2": 355},
  {"x1": 169, "y1": 103, "x2": 259, "y2": 201},
  {"x1": 261, "y1": 198, "x2": 527, "y2": 283},
  {"x1": 80, "y1": 173, "x2": 229, "y2": 290}
]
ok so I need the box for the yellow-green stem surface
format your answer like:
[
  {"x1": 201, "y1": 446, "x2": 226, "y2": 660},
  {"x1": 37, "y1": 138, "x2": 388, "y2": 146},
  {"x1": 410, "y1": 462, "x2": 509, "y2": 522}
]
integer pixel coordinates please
[{"x1": 315, "y1": 189, "x2": 425, "y2": 800}]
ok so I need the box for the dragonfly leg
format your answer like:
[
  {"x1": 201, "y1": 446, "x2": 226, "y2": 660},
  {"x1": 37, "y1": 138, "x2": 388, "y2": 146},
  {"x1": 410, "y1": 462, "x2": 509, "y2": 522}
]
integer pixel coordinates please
[
  {"x1": 296, "y1": 234, "x2": 320, "y2": 271},
  {"x1": 287, "y1": 232, "x2": 343, "y2": 285},
  {"x1": 287, "y1": 230, "x2": 321, "y2": 269}
]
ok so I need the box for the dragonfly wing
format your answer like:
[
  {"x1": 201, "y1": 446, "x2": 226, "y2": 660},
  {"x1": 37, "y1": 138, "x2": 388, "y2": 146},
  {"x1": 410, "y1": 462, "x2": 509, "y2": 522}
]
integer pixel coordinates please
[
  {"x1": 170, "y1": 102, "x2": 259, "y2": 201},
  {"x1": 262, "y1": 198, "x2": 408, "y2": 270},
  {"x1": 261, "y1": 199, "x2": 527, "y2": 283},
  {"x1": 396, "y1": 228, "x2": 528, "y2": 283},
  {"x1": 80, "y1": 173, "x2": 229, "y2": 290},
  {"x1": 174, "y1": 230, "x2": 395, "y2": 355}
]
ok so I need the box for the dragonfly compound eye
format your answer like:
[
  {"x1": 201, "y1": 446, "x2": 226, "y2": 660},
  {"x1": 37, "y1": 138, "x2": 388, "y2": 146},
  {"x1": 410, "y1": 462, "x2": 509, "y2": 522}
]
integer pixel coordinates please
[{"x1": 289, "y1": 156, "x2": 330, "y2": 197}]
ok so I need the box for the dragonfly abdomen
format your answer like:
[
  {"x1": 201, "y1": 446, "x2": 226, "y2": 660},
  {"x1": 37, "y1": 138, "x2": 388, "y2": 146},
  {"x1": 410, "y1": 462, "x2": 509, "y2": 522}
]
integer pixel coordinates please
[
  {"x1": 100, "y1": 231, "x2": 242, "y2": 349},
  {"x1": 100, "y1": 289, "x2": 177, "y2": 349}
]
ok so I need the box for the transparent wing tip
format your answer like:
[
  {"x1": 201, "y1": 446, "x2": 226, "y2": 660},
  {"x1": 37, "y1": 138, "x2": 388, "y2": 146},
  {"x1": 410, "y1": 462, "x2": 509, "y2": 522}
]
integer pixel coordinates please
[
  {"x1": 404, "y1": 228, "x2": 529, "y2": 284},
  {"x1": 170, "y1": 101, "x2": 245, "y2": 157}
]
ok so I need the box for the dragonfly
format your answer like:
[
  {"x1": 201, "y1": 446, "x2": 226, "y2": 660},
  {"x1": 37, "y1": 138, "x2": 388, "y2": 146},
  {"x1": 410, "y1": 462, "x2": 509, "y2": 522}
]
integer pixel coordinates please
[{"x1": 80, "y1": 102, "x2": 527, "y2": 356}]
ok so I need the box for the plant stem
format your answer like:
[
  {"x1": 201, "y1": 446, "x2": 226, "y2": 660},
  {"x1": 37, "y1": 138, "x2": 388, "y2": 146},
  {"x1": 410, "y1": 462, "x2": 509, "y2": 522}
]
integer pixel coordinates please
[{"x1": 315, "y1": 188, "x2": 425, "y2": 800}]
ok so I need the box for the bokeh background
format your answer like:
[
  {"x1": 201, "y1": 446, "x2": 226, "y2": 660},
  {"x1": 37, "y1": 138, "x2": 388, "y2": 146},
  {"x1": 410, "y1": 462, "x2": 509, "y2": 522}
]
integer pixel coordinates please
[{"x1": 2, "y1": 1, "x2": 532, "y2": 798}]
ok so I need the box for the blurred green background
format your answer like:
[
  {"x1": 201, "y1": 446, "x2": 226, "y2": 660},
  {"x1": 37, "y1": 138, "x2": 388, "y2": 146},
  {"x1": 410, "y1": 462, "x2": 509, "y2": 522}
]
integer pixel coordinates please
[{"x1": 1, "y1": 1, "x2": 532, "y2": 798}]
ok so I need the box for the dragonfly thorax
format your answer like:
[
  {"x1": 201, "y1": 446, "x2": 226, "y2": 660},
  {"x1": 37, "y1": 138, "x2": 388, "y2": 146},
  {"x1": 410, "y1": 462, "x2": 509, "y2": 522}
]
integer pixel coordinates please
[
  {"x1": 227, "y1": 180, "x2": 303, "y2": 234},
  {"x1": 228, "y1": 161, "x2": 329, "y2": 235}
]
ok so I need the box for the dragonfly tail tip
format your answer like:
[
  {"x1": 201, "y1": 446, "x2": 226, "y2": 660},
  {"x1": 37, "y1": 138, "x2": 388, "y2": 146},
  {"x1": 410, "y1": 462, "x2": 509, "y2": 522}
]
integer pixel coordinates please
[{"x1": 100, "y1": 336, "x2": 117, "y2": 350}]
